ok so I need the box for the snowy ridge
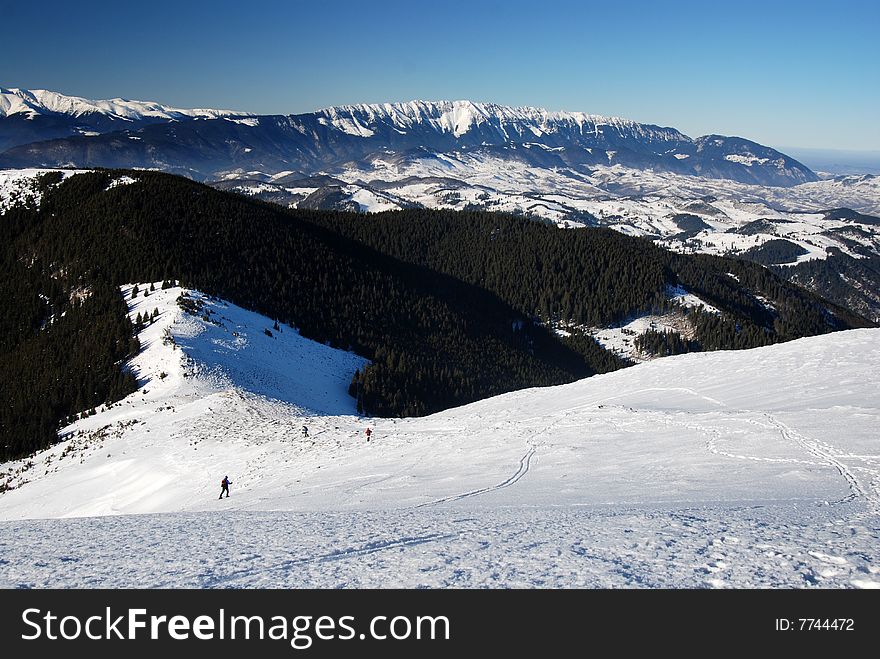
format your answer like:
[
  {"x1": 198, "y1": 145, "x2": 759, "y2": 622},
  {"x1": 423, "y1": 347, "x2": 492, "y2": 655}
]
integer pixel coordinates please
[
  {"x1": 0, "y1": 282, "x2": 878, "y2": 586},
  {"x1": 0, "y1": 87, "x2": 248, "y2": 120},
  {"x1": 0, "y1": 283, "x2": 367, "y2": 517},
  {"x1": 313, "y1": 99, "x2": 685, "y2": 142}
]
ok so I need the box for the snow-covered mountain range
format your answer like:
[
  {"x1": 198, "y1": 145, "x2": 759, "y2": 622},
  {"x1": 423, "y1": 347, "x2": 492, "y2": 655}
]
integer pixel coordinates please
[
  {"x1": 1, "y1": 284, "x2": 877, "y2": 587},
  {"x1": 2, "y1": 90, "x2": 878, "y2": 590},
  {"x1": 304, "y1": 100, "x2": 817, "y2": 186},
  {"x1": 0, "y1": 88, "x2": 814, "y2": 187},
  {"x1": 0, "y1": 87, "x2": 250, "y2": 153}
]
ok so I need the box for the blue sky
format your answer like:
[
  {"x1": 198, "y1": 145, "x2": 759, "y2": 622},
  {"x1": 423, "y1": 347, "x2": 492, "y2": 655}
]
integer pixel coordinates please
[{"x1": 3, "y1": 0, "x2": 878, "y2": 150}]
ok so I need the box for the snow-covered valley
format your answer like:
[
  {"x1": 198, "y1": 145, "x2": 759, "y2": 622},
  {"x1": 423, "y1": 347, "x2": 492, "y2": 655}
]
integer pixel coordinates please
[{"x1": 1, "y1": 285, "x2": 877, "y2": 588}]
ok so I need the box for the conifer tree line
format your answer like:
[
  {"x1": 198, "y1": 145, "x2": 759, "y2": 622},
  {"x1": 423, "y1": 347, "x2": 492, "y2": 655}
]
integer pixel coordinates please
[
  {"x1": 634, "y1": 329, "x2": 697, "y2": 357},
  {"x1": 781, "y1": 251, "x2": 880, "y2": 324},
  {"x1": 0, "y1": 267, "x2": 138, "y2": 460},
  {"x1": 311, "y1": 208, "x2": 869, "y2": 346},
  {"x1": 0, "y1": 170, "x2": 871, "y2": 460}
]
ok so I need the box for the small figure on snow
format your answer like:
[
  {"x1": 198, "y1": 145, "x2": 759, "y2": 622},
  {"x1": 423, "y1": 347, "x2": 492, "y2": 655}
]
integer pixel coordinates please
[
  {"x1": 365, "y1": 427, "x2": 372, "y2": 442},
  {"x1": 302, "y1": 425, "x2": 309, "y2": 438},
  {"x1": 219, "y1": 475, "x2": 231, "y2": 499}
]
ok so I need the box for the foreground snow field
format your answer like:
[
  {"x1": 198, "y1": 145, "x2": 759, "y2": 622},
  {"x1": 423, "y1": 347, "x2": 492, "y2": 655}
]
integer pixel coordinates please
[{"x1": 0, "y1": 286, "x2": 878, "y2": 588}]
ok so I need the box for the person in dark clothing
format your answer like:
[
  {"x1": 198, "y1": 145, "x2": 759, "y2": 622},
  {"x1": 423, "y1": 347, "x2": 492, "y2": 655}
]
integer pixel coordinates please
[
  {"x1": 365, "y1": 427, "x2": 372, "y2": 442},
  {"x1": 219, "y1": 475, "x2": 231, "y2": 499},
  {"x1": 302, "y1": 425, "x2": 309, "y2": 438}
]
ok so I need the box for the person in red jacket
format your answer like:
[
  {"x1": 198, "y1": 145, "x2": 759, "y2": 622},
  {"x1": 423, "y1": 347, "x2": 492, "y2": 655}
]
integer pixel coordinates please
[
  {"x1": 365, "y1": 427, "x2": 372, "y2": 442},
  {"x1": 219, "y1": 475, "x2": 231, "y2": 499}
]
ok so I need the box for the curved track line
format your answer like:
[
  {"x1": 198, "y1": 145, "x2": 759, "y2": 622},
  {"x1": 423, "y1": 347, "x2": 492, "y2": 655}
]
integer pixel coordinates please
[
  {"x1": 416, "y1": 446, "x2": 536, "y2": 508},
  {"x1": 763, "y1": 414, "x2": 869, "y2": 506}
]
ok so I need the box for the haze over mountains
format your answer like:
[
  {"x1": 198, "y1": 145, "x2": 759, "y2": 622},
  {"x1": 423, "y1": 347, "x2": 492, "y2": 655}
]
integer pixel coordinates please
[{"x1": 781, "y1": 147, "x2": 880, "y2": 177}]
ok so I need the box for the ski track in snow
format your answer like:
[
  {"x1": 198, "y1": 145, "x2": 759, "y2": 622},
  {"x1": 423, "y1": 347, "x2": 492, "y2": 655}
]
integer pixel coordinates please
[
  {"x1": 763, "y1": 414, "x2": 875, "y2": 510},
  {"x1": 416, "y1": 446, "x2": 536, "y2": 508},
  {"x1": 0, "y1": 285, "x2": 878, "y2": 588}
]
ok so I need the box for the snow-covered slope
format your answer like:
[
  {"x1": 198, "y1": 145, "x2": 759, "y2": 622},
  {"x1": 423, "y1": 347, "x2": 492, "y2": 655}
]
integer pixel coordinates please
[
  {"x1": 0, "y1": 284, "x2": 366, "y2": 518},
  {"x1": 0, "y1": 88, "x2": 246, "y2": 120},
  {"x1": 1, "y1": 285, "x2": 877, "y2": 587}
]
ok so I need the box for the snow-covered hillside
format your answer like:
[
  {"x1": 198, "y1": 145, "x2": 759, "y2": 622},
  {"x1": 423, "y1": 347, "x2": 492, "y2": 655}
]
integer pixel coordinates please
[
  {"x1": 330, "y1": 153, "x2": 880, "y2": 234},
  {"x1": 0, "y1": 284, "x2": 366, "y2": 517},
  {"x1": 1, "y1": 285, "x2": 877, "y2": 587}
]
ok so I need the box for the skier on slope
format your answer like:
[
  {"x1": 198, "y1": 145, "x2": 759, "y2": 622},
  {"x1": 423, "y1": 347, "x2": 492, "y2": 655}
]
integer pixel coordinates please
[
  {"x1": 219, "y1": 475, "x2": 231, "y2": 499},
  {"x1": 302, "y1": 425, "x2": 309, "y2": 438},
  {"x1": 365, "y1": 427, "x2": 372, "y2": 442}
]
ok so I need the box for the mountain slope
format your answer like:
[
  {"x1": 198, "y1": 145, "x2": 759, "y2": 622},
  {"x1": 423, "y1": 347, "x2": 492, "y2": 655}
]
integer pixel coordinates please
[
  {"x1": 0, "y1": 290, "x2": 877, "y2": 587},
  {"x1": 240, "y1": 154, "x2": 877, "y2": 321}
]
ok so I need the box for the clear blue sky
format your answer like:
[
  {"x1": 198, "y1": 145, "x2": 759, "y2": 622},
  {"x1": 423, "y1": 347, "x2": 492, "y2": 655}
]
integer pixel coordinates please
[{"x1": 3, "y1": 0, "x2": 878, "y2": 150}]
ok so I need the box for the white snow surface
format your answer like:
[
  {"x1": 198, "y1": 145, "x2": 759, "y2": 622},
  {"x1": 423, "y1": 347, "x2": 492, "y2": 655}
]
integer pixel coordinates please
[
  {"x1": 0, "y1": 285, "x2": 878, "y2": 588},
  {"x1": 724, "y1": 154, "x2": 769, "y2": 167},
  {"x1": 346, "y1": 186, "x2": 403, "y2": 212},
  {"x1": 666, "y1": 284, "x2": 720, "y2": 314}
]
